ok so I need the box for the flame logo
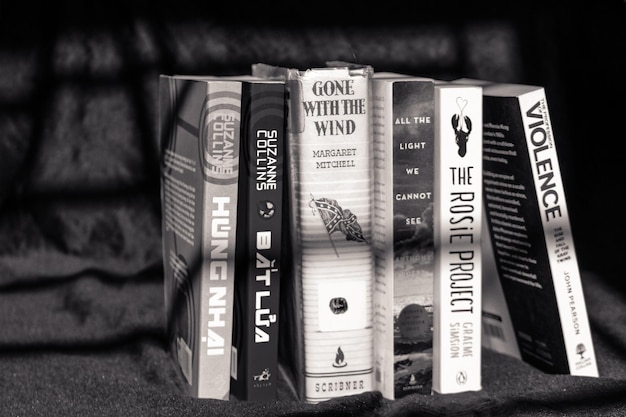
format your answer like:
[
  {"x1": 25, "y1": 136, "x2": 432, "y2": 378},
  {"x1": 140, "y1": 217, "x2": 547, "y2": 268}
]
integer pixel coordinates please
[{"x1": 332, "y1": 346, "x2": 347, "y2": 368}]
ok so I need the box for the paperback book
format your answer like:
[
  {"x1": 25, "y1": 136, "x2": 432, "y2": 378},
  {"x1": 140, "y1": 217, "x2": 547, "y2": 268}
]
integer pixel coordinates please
[
  {"x1": 230, "y1": 79, "x2": 287, "y2": 401},
  {"x1": 370, "y1": 72, "x2": 436, "y2": 400},
  {"x1": 252, "y1": 63, "x2": 376, "y2": 403},
  {"x1": 455, "y1": 79, "x2": 598, "y2": 377},
  {"x1": 432, "y1": 82, "x2": 483, "y2": 394},
  {"x1": 159, "y1": 75, "x2": 241, "y2": 399}
]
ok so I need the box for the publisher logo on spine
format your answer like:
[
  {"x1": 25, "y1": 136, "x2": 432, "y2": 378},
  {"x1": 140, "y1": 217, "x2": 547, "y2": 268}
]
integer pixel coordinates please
[
  {"x1": 451, "y1": 97, "x2": 472, "y2": 158},
  {"x1": 257, "y1": 200, "x2": 276, "y2": 219},
  {"x1": 332, "y1": 347, "x2": 347, "y2": 368},
  {"x1": 252, "y1": 367, "x2": 273, "y2": 390},
  {"x1": 456, "y1": 370, "x2": 468, "y2": 385},
  {"x1": 574, "y1": 343, "x2": 593, "y2": 371}
]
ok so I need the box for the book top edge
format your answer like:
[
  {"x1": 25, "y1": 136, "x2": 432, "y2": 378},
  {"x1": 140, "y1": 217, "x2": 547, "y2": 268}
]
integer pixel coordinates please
[
  {"x1": 434, "y1": 82, "x2": 482, "y2": 91},
  {"x1": 295, "y1": 66, "x2": 373, "y2": 79},
  {"x1": 159, "y1": 74, "x2": 284, "y2": 84},
  {"x1": 373, "y1": 72, "x2": 434, "y2": 82},
  {"x1": 251, "y1": 62, "x2": 373, "y2": 80},
  {"x1": 481, "y1": 83, "x2": 543, "y2": 97},
  {"x1": 453, "y1": 78, "x2": 542, "y2": 97}
]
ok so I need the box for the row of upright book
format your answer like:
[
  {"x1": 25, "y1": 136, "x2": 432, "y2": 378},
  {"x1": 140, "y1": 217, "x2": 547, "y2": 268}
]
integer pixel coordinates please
[{"x1": 157, "y1": 63, "x2": 599, "y2": 403}]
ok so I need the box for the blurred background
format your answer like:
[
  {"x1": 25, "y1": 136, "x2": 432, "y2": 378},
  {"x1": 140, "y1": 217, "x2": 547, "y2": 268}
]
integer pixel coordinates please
[
  {"x1": 1, "y1": 2, "x2": 626, "y2": 415},
  {"x1": 0, "y1": 0, "x2": 624, "y2": 290}
]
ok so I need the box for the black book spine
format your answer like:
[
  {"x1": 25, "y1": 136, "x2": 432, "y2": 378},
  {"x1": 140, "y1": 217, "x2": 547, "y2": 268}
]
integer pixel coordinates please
[{"x1": 232, "y1": 81, "x2": 286, "y2": 401}]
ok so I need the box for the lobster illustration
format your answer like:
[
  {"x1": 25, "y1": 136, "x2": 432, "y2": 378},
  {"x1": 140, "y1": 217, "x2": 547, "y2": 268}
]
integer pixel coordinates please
[{"x1": 451, "y1": 113, "x2": 472, "y2": 157}]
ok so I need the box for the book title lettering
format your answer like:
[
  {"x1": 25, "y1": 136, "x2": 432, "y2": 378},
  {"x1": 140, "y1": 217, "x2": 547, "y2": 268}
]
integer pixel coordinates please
[
  {"x1": 448, "y1": 166, "x2": 477, "y2": 315},
  {"x1": 255, "y1": 231, "x2": 278, "y2": 343},
  {"x1": 395, "y1": 116, "x2": 432, "y2": 125},
  {"x1": 205, "y1": 196, "x2": 232, "y2": 356},
  {"x1": 303, "y1": 79, "x2": 367, "y2": 171},
  {"x1": 303, "y1": 80, "x2": 366, "y2": 136},
  {"x1": 525, "y1": 100, "x2": 562, "y2": 223}
]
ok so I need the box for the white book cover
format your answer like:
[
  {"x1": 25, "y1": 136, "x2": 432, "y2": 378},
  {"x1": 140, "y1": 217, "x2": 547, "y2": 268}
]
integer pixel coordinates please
[
  {"x1": 295, "y1": 67, "x2": 375, "y2": 403},
  {"x1": 432, "y1": 82, "x2": 483, "y2": 394}
]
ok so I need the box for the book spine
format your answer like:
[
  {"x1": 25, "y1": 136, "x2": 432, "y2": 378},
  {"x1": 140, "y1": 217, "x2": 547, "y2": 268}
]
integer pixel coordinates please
[
  {"x1": 196, "y1": 80, "x2": 241, "y2": 399},
  {"x1": 231, "y1": 81, "x2": 286, "y2": 401},
  {"x1": 288, "y1": 67, "x2": 375, "y2": 403},
  {"x1": 372, "y1": 79, "x2": 435, "y2": 400},
  {"x1": 433, "y1": 84, "x2": 483, "y2": 394},
  {"x1": 517, "y1": 89, "x2": 598, "y2": 377},
  {"x1": 159, "y1": 78, "x2": 241, "y2": 399}
]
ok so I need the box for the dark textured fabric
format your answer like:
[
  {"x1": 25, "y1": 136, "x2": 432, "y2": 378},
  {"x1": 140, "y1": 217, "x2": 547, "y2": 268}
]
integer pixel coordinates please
[{"x1": 1, "y1": 1, "x2": 625, "y2": 416}]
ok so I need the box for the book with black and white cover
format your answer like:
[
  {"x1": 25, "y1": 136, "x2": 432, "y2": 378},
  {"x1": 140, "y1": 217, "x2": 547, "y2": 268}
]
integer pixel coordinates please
[
  {"x1": 253, "y1": 63, "x2": 376, "y2": 403},
  {"x1": 370, "y1": 72, "x2": 436, "y2": 400},
  {"x1": 432, "y1": 82, "x2": 483, "y2": 394},
  {"x1": 230, "y1": 79, "x2": 286, "y2": 401},
  {"x1": 455, "y1": 78, "x2": 598, "y2": 377},
  {"x1": 159, "y1": 75, "x2": 241, "y2": 399}
]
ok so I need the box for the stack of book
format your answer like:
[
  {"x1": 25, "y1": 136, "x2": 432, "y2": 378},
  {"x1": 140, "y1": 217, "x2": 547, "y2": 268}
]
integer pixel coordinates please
[
  {"x1": 159, "y1": 74, "x2": 287, "y2": 401},
  {"x1": 156, "y1": 66, "x2": 598, "y2": 402}
]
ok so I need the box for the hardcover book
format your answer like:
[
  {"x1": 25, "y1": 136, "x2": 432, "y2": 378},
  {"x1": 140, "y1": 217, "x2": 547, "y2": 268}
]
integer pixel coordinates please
[
  {"x1": 370, "y1": 72, "x2": 436, "y2": 400},
  {"x1": 159, "y1": 75, "x2": 241, "y2": 399},
  {"x1": 455, "y1": 79, "x2": 599, "y2": 377},
  {"x1": 253, "y1": 63, "x2": 376, "y2": 403},
  {"x1": 432, "y1": 82, "x2": 483, "y2": 394},
  {"x1": 230, "y1": 79, "x2": 287, "y2": 401}
]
